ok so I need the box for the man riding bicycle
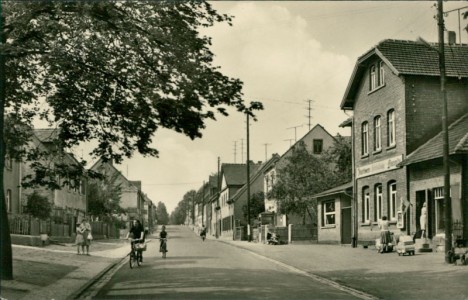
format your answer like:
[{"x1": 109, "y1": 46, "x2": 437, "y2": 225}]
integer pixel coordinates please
[{"x1": 126, "y1": 219, "x2": 145, "y2": 263}]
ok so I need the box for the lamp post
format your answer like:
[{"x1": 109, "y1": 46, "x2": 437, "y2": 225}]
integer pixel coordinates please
[{"x1": 436, "y1": 0, "x2": 452, "y2": 264}]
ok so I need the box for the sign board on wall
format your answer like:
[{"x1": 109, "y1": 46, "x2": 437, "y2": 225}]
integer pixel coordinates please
[{"x1": 356, "y1": 154, "x2": 403, "y2": 179}]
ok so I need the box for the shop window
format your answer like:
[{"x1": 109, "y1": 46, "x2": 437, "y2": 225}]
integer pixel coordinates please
[
  {"x1": 374, "y1": 184, "x2": 383, "y2": 221},
  {"x1": 322, "y1": 200, "x2": 335, "y2": 226}
]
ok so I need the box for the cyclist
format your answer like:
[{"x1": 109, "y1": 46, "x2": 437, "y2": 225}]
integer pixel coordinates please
[
  {"x1": 126, "y1": 219, "x2": 145, "y2": 262},
  {"x1": 200, "y1": 225, "x2": 207, "y2": 241},
  {"x1": 159, "y1": 225, "x2": 168, "y2": 258}
]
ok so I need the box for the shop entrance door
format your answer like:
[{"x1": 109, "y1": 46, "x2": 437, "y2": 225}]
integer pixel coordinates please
[{"x1": 341, "y1": 207, "x2": 352, "y2": 244}]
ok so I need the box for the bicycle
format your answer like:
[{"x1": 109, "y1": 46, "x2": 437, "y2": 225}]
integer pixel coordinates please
[
  {"x1": 129, "y1": 238, "x2": 144, "y2": 269},
  {"x1": 160, "y1": 238, "x2": 167, "y2": 258}
]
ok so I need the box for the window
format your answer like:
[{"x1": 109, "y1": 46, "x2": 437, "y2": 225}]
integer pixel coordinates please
[
  {"x1": 388, "y1": 181, "x2": 397, "y2": 220},
  {"x1": 313, "y1": 139, "x2": 323, "y2": 154},
  {"x1": 374, "y1": 116, "x2": 381, "y2": 151},
  {"x1": 370, "y1": 65, "x2": 376, "y2": 90},
  {"x1": 322, "y1": 200, "x2": 335, "y2": 226},
  {"x1": 374, "y1": 184, "x2": 383, "y2": 221},
  {"x1": 387, "y1": 109, "x2": 396, "y2": 147},
  {"x1": 6, "y1": 189, "x2": 12, "y2": 213},
  {"x1": 362, "y1": 187, "x2": 370, "y2": 222},
  {"x1": 361, "y1": 122, "x2": 369, "y2": 156},
  {"x1": 379, "y1": 61, "x2": 385, "y2": 86}
]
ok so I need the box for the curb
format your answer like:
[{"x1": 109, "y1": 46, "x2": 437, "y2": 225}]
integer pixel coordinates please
[
  {"x1": 217, "y1": 240, "x2": 379, "y2": 300},
  {"x1": 69, "y1": 255, "x2": 128, "y2": 300}
]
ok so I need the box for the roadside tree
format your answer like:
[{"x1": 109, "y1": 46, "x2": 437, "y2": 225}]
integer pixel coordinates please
[
  {"x1": 0, "y1": 1, "x2": 262, "y2": 279},
  {"x1": 269, "y1": 141, "x2": 336, "y2": 224},
  {"x1": 155, "y1": 201, "x2": 169, "y2": 225}
]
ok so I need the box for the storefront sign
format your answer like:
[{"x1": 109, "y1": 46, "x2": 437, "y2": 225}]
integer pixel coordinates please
[{"x1": 356, "y1": 155, "x2": 403, "y2": 179}]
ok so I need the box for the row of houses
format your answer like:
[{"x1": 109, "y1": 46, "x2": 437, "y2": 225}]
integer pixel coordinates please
[
  {"x1": 4, "y1": 128, "x2": 157, "y2": 239},
  {"x1": 188, "y1": 123, "x2": 341, "y2": 240},
  {"x1": 189, "y1": 39, "x2": 468, "y2": 251}
]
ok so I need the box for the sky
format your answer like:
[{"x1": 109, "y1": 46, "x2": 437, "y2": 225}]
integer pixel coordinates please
[{"x1": 78, "y1": 1, "x2": 468, "y2": 214}]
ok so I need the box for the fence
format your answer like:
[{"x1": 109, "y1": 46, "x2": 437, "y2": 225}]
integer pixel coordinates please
[
  {"x1": 90, "y1": 221, "x2": 120, "y2": 239},
  {"x1": 258, "y1": 224, "x2": 317, "y2": 244}
]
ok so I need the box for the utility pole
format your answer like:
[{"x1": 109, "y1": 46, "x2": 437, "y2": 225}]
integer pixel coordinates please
[
  {"x1": 305, "y1": 99, "x2": 313, "y2": 131},
  {"x1": 287, "y1": 124, "x2": 302, "y2": 142},
  {"x1": 443, "y1": 5, "x2": 468, "y2": 44},
  {"x1": 240, "y1": 139, "x2": 245, "y2": 163},
  {"x1": 437, "y1": 0, "x2": 452, "y2": 264},
  {"x1": 202, "y1": 181, "x2": 205, "y2": 226},
  {"x1": 263, "y1": 143, "x2": 271, "y2": 162},
  {"x1": 246, "y1": 113, "x2": 251, "y2": 242}
]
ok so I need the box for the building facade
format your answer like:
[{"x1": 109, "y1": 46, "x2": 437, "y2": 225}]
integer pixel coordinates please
[{"x1": 341, "y1": 39, "x2": 468, "y2": 244}]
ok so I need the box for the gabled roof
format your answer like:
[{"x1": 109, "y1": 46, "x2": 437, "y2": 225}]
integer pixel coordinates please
[
  {"x1": 399, "y1": 113, "x2": 468, "y2": 166},
  {"x1": 32, "y1": 128, "x2": 81, "y2": 166},
  {"x1": 231, "y1": 155, "x2": 280, "y2": 202},
  {"x1": 280, "y1": 124, "x2": 336, "y2": 160},
  {"x1": 222, "y1": 163, "x2": 261, "y2": 187},
  {"x1": 341, "y1": 39, "x2": 468, "y2": 109},
  {"x1": 312, "y1": 181, "x2": 353, "y2": 199},
  {"x1": 90, "y1": 158, "x2": 141, "y2": 191}
]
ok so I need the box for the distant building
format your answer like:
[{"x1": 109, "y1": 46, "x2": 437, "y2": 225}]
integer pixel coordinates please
[{"x1": 264, "y1": 124, "x2": 338, "y2": 226}]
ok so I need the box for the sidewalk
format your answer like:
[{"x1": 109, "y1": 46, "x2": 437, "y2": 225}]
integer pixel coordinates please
[
  {"x1": 217, "y1": 238, "x2": 468, "y2": 300},
  {"x1": 0, "y1": 239, "x2": 129, "y2": 300}
]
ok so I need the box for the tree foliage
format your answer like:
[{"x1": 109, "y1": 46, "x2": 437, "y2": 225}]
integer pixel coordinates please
[
  {"x1": 322, "y1": 133, "x2": 352, "y2": 185},
  {"x1": 1, "y1": 1, "x2": 262, "y2": 279},
  {"x1": 170, "y1": 189, "x2": 197, "y2": 225},
  {"x1": 269, "y1": 141, "x2": 336, "y2": 224},
  {"x1": 242, "y1": 191, "x2": 265, "y2": 223},
  {"x1": 155, "y1": 201, "x2": 169, "y2": 225},
  {"x1": 87, "y1": 172, "x2": 123, "y2": 220},
  {"x1": 24, "y1": 191, "x2": 52, "y2": 220}
]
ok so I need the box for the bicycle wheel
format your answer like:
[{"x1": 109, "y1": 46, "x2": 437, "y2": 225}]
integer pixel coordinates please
[
  {"x1": 137, "y1": 251, "x2": 142, "y2": 266},
  {"x1": 129, "y1": 252, "x2": 135, "y2": 269}
]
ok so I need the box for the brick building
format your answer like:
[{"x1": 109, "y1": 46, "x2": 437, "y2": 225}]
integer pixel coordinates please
[
  {"x1": 340, "y1": 39, "x2": 468, "y2": 244},
  {"x1": 399, "y1": 113, "x2": 468, "y2": 245}
]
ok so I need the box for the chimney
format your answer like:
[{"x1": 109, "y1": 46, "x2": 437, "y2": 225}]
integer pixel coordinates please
[{"x1": 445, "y1": 31, "x2": 456, "y2": 45}]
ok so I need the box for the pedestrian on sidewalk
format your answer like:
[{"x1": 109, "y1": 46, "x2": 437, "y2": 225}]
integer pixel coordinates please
[
  {"x1": 81, "y1": 218, "x2": 92, "y2": 256},
  {"x1": 75, "y1": 222, "x2": 84, "y2": 254},
  {"x1": 378, "y1": 216, "x2": 391, "y2": 253}
]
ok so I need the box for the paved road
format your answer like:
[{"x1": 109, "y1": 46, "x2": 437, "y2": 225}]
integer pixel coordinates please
[{"x1": 94, "y1": 226, "x2": 362, "y2": 299}]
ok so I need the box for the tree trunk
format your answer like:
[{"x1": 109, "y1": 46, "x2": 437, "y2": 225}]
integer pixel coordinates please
[{"x1": 0, "y1": 2, "x2": 14, "y2": 280}]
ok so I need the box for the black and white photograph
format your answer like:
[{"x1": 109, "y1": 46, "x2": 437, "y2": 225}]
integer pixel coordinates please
[{"x1": 1, "y1": 1, "x2": 467, "y2": 299}]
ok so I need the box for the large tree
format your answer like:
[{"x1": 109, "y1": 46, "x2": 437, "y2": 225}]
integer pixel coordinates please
[
  {"x1": 155, "y1": 201, "x2": 169, "y2": 226},
  {"x1": 269, "y1": 141, "x2": 336, "y2": 224},
  {"x1": 87, "y1": 172, "x2": 123, "y2": 221},
  {"x1": 0, "y1": 1, "x2": 262, "y2": 279},
  {"x1": 323, "y1": 133, "x2": 352, "y2": 185}
]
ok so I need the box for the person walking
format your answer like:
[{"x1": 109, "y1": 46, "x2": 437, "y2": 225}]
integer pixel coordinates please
[
  {"x1": 378, "y1": 216, "x2": 391, "y2": 253},
  {"x1": 81, "y1": 218, "x2": 92, "y2": 256},
  {"x1": 75, "y1": 222, "x2": 84, "y2": 254}
]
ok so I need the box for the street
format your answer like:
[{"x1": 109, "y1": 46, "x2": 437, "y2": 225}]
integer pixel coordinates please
[{"x1": 93, "y1": 226, "x2": 362, "y2": 300}]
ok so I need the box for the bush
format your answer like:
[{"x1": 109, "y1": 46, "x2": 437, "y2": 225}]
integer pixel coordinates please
[{"x1": 24, "y1": 191, "x2": 52, "y2": 220}]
